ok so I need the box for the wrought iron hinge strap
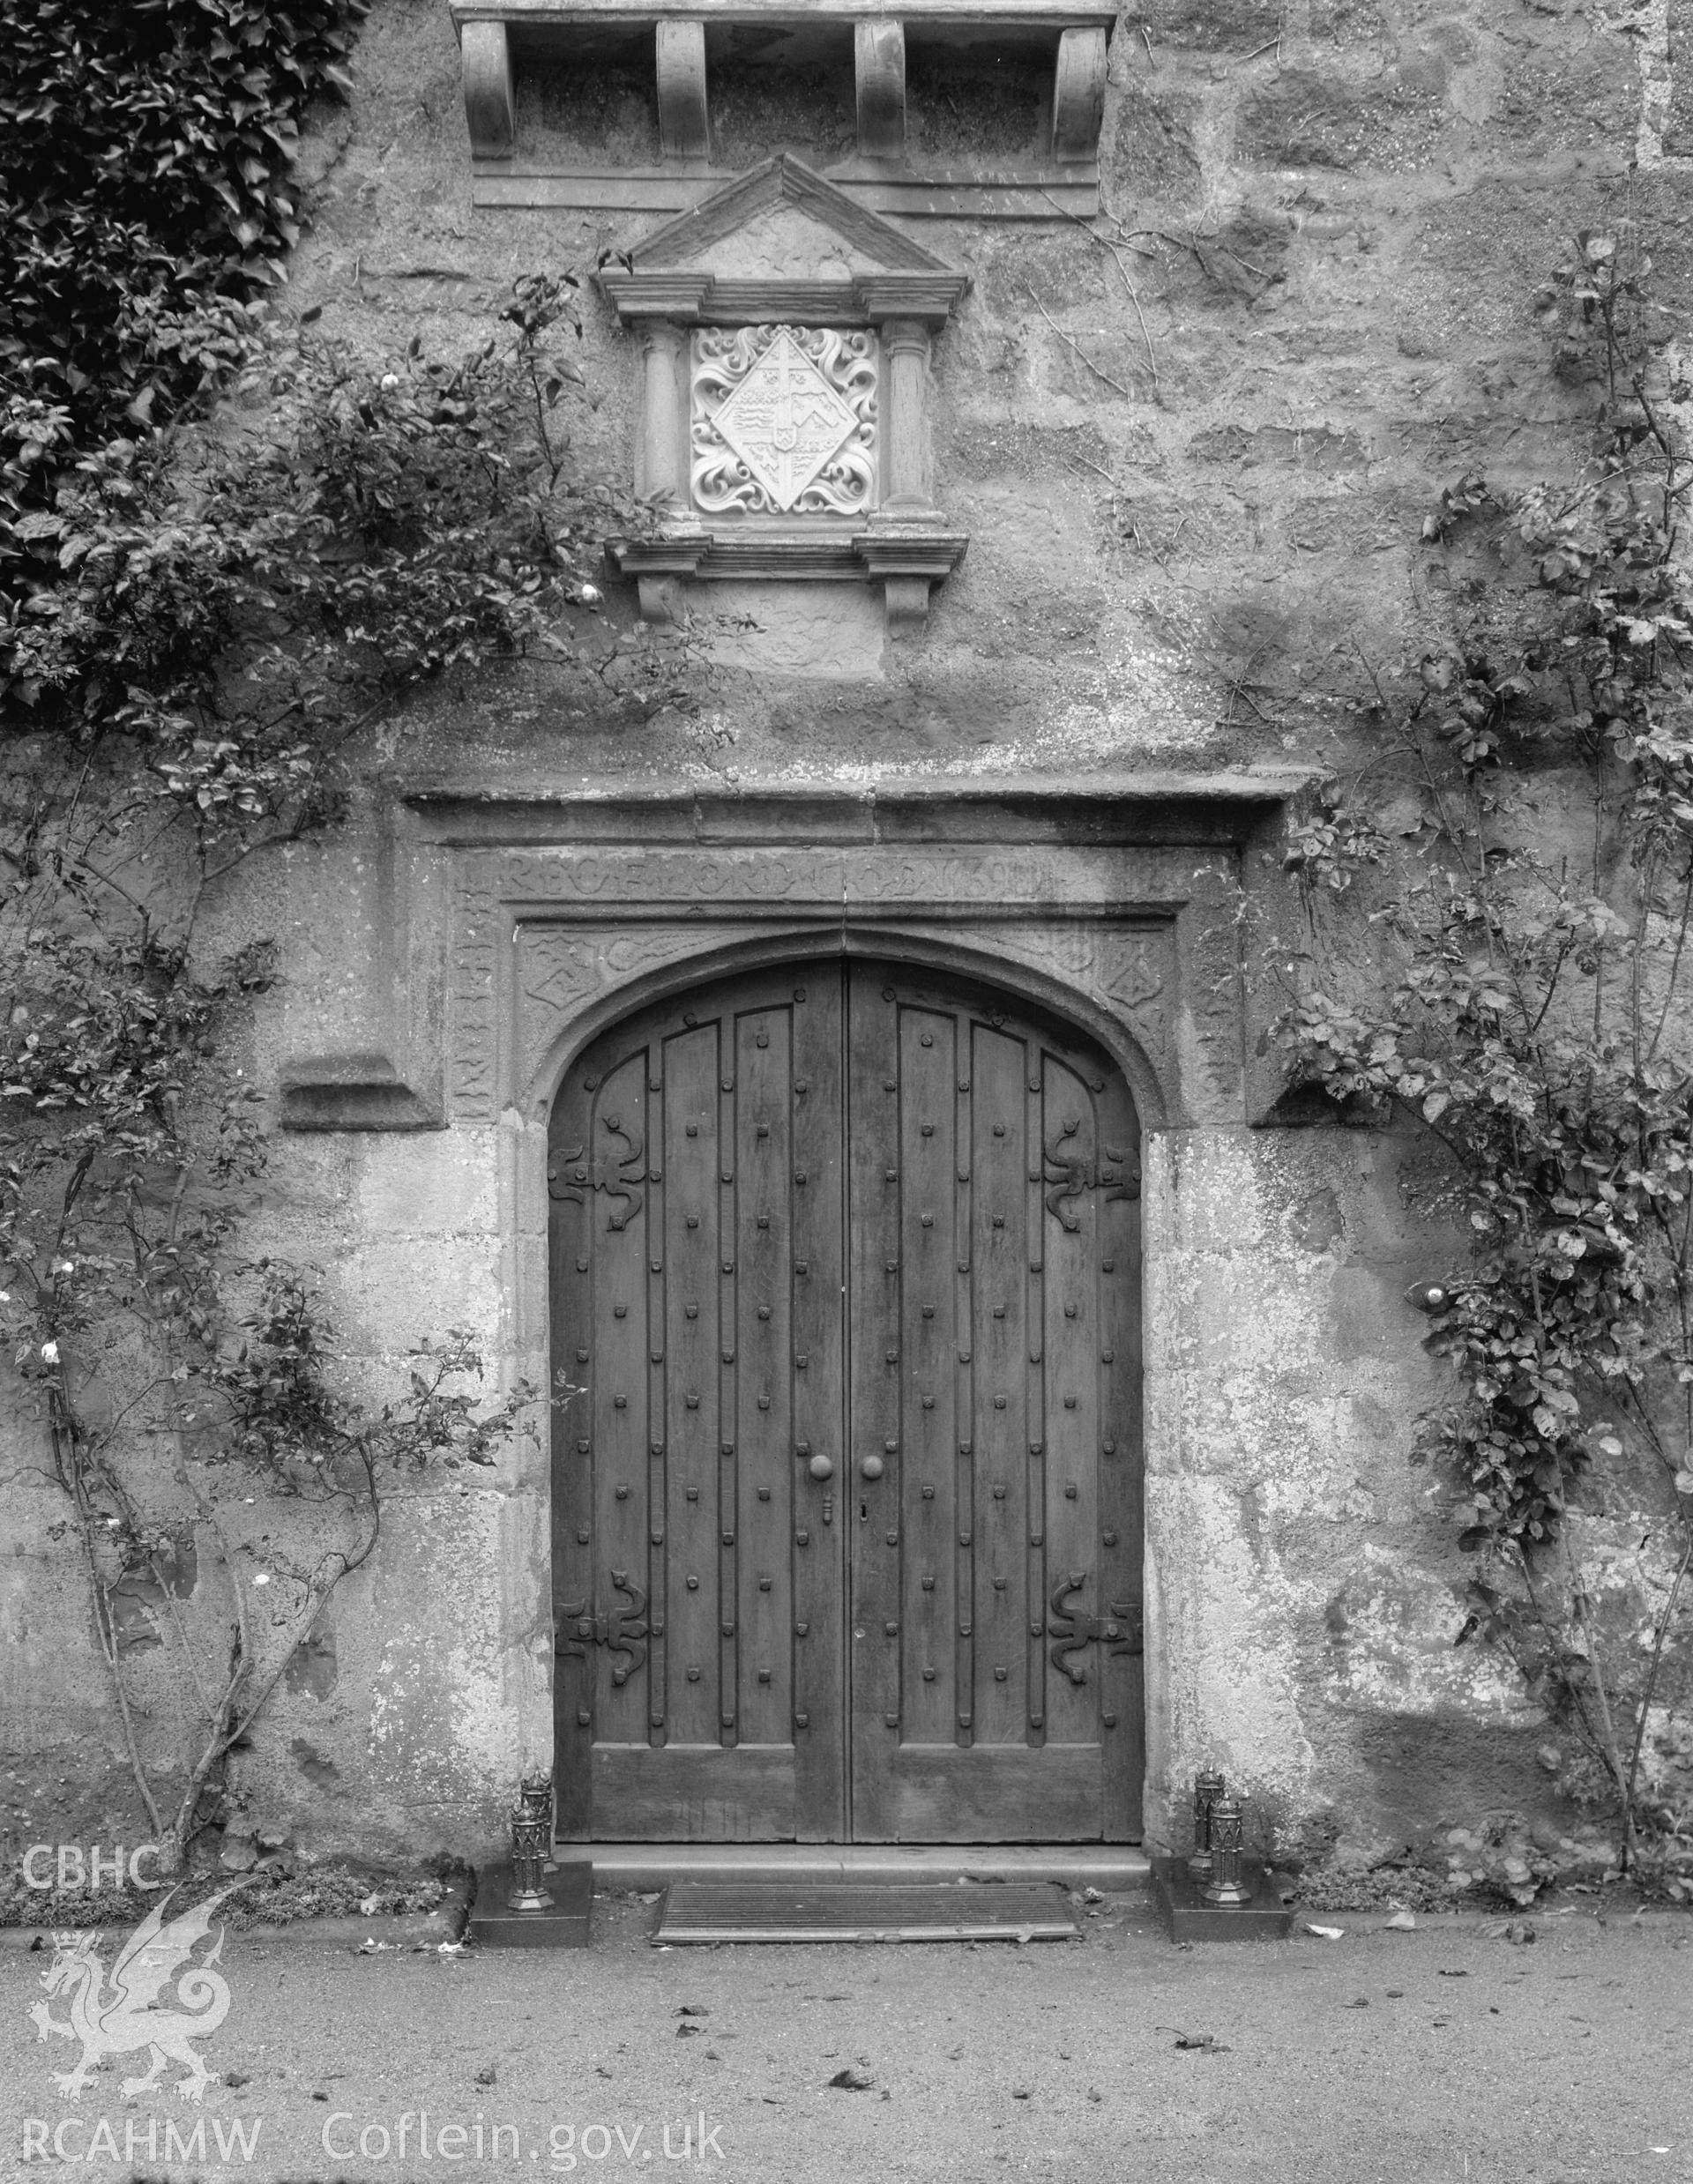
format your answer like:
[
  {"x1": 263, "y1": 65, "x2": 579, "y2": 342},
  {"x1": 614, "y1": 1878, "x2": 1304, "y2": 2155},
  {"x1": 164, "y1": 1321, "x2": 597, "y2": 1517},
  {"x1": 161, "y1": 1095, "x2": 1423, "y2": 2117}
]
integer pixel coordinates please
[{"x1": 1047, "y1": 1572, "x2": 1142, "y2": 1684}]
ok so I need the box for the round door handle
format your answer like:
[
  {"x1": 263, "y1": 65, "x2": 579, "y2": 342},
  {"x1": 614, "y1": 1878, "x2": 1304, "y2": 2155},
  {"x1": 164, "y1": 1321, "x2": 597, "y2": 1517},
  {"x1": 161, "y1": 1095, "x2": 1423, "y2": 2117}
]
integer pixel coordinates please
[
  {"x1": 808, "y1": 1453, "x2": 835, "y2": 1480},
  {"x1": 860, "y1": 1454, "x2": 885, "y2": 1481}
]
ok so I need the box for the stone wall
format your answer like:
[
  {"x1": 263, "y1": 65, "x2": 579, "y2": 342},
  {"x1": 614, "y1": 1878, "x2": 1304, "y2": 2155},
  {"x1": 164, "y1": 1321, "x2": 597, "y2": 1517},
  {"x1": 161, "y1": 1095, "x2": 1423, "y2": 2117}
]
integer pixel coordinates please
[
  {"x1": 261, "y1": 0, "x2": 1663, "y2": 779},
  {"x1": 4, "y1": 0, "x2": 1688, "y2": 1874}
]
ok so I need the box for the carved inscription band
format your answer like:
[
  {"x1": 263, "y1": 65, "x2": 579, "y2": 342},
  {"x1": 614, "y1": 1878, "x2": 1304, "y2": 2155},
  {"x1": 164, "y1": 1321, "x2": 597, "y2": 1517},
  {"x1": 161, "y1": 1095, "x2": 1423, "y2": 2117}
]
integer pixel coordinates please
[{"x1": 443, "y1": 846, "x2": 1229, "y2": 1121}]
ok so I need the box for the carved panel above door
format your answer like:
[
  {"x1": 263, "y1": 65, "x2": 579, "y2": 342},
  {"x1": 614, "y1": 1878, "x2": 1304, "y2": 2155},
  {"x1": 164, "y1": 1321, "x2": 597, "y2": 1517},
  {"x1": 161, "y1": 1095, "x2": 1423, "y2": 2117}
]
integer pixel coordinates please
[{"x1": 600, "y1": 157, "x2": 970, "y2": 634}]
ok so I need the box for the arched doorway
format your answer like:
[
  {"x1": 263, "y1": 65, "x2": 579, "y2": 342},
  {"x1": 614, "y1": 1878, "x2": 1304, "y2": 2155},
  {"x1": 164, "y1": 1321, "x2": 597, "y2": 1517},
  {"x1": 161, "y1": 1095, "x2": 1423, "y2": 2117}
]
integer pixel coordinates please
[{"x1": 548, "y1": 956, "x2": 1144, "y2": 1843}]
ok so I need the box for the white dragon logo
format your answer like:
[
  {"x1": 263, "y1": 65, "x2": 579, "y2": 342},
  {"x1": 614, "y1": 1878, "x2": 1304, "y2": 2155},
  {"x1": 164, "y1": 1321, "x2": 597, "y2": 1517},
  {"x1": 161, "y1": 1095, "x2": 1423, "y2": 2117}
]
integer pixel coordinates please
[{"x1": 29, "y1": 1886, "x2": 236, "y2": 2102}]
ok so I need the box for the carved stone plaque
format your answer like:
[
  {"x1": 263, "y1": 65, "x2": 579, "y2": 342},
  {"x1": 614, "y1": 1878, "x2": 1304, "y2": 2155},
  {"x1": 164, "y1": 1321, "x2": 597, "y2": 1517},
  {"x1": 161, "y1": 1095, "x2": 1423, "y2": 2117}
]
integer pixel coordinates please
[{"x1": 692, "y1": 325, "x2": 877, "y2": 517}]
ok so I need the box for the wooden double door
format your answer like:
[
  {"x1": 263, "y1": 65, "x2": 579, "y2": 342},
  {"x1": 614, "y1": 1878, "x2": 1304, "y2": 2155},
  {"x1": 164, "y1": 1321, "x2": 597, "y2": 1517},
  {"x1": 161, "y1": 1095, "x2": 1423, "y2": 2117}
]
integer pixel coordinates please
[{"x1": 549, "y1": 958, "x2": 1143, "y2": 1842}]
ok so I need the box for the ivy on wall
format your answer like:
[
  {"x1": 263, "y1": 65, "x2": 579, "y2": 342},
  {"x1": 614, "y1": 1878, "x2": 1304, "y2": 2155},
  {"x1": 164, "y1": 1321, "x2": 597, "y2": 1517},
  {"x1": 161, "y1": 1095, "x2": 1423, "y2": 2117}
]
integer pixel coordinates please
[
  {"x1": 1, "y1": 0, "x2": 365, "y2": 554},
  {"x1": 0, "y1": 7, "x2": 653, "y2": 1874},
  {"x1": 1279, "y1": 224, "x2": 1693, "y2": 1889}
]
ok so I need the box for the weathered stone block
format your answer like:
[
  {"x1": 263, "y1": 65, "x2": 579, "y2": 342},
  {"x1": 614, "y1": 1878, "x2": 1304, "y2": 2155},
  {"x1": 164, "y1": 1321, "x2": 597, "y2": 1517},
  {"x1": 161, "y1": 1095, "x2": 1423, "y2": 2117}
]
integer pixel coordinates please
[
  {"x1": 1237, "y1": 66, "x2": 1453, "y2": 173},
  {"x1": 1110, "y1": 81, "x2": 1204, "y2": 199},
  {"x1": 1321, "y1": 1547, "x2": 1540, "y2": 1726},
  {"x1": 334, "y1": 1238, "x2": 503, "y2": 1357},
  {"x1": 1129, "y1": 0, "x2": 1285, "y2": 55},
  {"x1": 355, "y1": 1133, "x2": 500, "y2": 1238}
]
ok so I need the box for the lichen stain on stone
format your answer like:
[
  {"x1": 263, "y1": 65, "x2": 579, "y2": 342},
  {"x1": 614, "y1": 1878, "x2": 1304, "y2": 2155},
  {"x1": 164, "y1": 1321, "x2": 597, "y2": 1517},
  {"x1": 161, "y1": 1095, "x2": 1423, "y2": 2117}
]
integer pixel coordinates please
[
  {"x1": 1321, "y1": 1545, "x2": 1540, "y2": 1726},
  {"x1": 365, "y1": 1495, "x2": 518, "y2": 1807},
  {"x1": 1158, "y1": 1479, "x2": 1319, "y2": 1806}
]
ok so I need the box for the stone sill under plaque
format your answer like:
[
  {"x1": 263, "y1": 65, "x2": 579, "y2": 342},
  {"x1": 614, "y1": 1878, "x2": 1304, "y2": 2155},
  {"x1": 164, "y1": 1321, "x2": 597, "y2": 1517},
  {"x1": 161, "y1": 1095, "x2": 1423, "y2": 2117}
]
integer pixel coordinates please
[
  {"x1": 1151, "y1": 1857, "x2": 1294, "y2": 1943},
  {"x1": 607, "y1": 519, "x2": 966, "y2": 630}
]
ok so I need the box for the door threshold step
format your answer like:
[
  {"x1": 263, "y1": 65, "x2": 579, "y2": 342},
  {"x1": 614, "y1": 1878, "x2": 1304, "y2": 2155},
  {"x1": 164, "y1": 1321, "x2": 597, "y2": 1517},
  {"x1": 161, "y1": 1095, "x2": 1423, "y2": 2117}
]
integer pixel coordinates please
[
  {"x1": 553, "y1": 1844, "x2": 1152, "y2": 1890},
  {"x1": 656, "y1": 1880, "x2": 1081, "y2": 1945}
]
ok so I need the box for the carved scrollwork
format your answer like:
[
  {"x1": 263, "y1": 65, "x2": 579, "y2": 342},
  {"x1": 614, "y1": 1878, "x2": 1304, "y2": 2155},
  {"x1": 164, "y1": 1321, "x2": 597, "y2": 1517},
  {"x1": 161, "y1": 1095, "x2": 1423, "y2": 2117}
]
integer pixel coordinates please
[{"x1": 691, "y1": 325, "x2": 878, "y2": 517}]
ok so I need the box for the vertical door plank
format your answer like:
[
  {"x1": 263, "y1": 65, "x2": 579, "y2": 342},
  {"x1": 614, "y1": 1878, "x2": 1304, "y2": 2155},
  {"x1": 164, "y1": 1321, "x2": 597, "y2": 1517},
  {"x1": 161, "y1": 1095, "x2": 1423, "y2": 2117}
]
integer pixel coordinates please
[
  {"x1": 970, "y1": 1023, "x2": 1030, "y2": 1747},
  {"x1": 642, "y1": 1051, "x2": 668, "y2": 1754},
  {"x1": 662, "y1": 1022, "x2": 722, "y2": 1748},
  {"x1": 791, "y1": 969, "x2": 847, "y2": 1839},
  {"x1": 592, "y1": 1050, "x2": 653, "y2": 1755},
  {"x1": 1022, "y1": 1042, "x2": 1048, "y2": 1753},
  {"x1": 549, "y1": 1066, "x2": 598, "y2": 1837},
  {"x1": 846, "y1": 969, "x2": 902, "y2": 1837},
  {"x1": 1098, "y1": 1070, "x2": 1145, "y2": 1839},
  {"x1": 1041, "y1": 1051, "x2": 1101, "y2": 1750},
  {"x1": 900, "y1": 1003, "x2": 958, "y2": 1748},
  {"x1": 716, "y1": 1037, "x2": 739, "y2": 1754},
  {"x1": 735, "y1": 1004, "x2": 794, "y2": 1750}
]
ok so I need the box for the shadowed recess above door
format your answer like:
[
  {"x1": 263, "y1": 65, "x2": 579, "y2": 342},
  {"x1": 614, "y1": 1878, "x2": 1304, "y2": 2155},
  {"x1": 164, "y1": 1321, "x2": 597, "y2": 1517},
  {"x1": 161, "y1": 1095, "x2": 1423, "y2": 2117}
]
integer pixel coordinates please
[{"x1": 448, "y1": 0, "x2": 1114, "y2": 219}]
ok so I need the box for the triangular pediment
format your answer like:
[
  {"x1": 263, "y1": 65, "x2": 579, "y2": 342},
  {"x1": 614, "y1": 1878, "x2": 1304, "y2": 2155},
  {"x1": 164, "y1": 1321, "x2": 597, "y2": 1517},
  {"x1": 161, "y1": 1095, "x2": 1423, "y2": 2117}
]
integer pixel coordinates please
[
  {"x1": 629, "y1": 156, "x2": 952, "y2": 276},
  {"x1": 598, "y1": 155, "x2": 967, "y2": 329}
]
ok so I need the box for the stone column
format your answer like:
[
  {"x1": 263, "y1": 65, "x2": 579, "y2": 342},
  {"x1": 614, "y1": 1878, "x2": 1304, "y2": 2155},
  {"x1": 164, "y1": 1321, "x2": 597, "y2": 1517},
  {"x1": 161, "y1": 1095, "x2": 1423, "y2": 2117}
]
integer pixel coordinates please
[
  {"x1": 880, "y1": 318, "x2": 931, "y2": 512},
  {"x1": 636, "y1": 321, "x2": 688, "y2": 512}
]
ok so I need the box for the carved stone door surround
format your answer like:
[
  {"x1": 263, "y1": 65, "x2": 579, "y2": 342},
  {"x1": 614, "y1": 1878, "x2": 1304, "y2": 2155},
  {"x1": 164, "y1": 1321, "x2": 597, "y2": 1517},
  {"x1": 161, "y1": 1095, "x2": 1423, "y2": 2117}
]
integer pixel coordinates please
[
  {"x1": 415, "y1": 779, "x2": 1289, "y2": 1139},
  {"x1": 389, "y1": 771, "x2": 1293, "y2": 1357},
  {"x1": 280, "y1": 774, "x2": 1299, "y2": 1842}
]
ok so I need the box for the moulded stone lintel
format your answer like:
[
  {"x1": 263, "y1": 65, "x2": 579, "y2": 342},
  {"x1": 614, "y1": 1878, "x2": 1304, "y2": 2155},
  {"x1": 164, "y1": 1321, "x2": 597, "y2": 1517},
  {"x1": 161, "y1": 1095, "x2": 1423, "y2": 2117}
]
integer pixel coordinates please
[
  {"x1": 1051, "y1": 26, "x2": 1108, "y2": 164},
  {"x1": 460, "y1": 20, "x2": 517, "y2": 159},
  {"x1": 601, "y1": 271, "x2": 967, "y2": 327},
  {"x1": 854, "y1": 20, "x2": 906, "y2": 161}
]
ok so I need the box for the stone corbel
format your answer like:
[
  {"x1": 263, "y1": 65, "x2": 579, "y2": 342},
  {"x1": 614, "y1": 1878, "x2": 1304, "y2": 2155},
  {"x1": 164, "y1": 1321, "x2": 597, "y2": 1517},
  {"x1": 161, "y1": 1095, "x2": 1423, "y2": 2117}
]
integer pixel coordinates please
[
  {"x1": 460, "y1": 19, "x2": 516, "y2": 160},
  {"x1": 280, "y1": 1054, "x2": 444, "y2": 1132},
  {"x1": 854, "y1": 21, "x2": 906, "y2": 161},
  {"x1": 1051, "y1": 26, "x2": 1108, "y2": 164},
  {"x1": 656, "y1": 20, "x2": 710, "y2": 161},
  {"x1": 279, "y1": 806, "x2": 447, "y2": 1131},
  {"x1": 854, "y1": 526, "x2": 969, "y2": 636}
]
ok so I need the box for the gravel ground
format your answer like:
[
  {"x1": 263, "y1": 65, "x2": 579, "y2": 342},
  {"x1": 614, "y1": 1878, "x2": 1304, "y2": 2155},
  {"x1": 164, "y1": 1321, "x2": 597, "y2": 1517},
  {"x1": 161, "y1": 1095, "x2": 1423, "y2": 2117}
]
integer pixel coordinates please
[{"x1": 1, "y1": 1890, "x2": 1687, "y2": 2184}]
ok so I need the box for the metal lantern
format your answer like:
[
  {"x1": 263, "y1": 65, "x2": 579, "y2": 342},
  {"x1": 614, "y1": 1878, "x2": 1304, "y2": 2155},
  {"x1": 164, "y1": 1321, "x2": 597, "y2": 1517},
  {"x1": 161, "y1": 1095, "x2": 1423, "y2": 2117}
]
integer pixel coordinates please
[
  {"x1": 506, "y1": 1770, "x2": 556, "y2": 1914},
  {"x1": 1200, "y1": 1794, "x2": 1253, "y2": 1907},
  {"x1": 1186, "y1": 1769, "x2": 1227, "y2": 1881}
]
